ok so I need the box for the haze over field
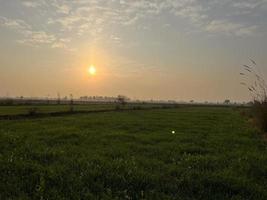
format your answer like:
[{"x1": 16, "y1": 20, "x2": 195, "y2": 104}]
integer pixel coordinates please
[{"x1": 0, "y1": 0, "x2": 267, "y2": 102}]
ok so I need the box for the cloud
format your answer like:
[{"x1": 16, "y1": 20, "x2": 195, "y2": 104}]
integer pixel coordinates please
[
  {"x1": 0, "y1": 17, "x2": 54, "y2": 45},
  {"x1": 0, "y1": 16, "x2": 31, "y2": 31},
  {"x1": 26, "y1": 0, "x2": 265, "y2": 38},
  {"x1": 205, "y1": 20, "x2": 258, "y2": 36},
  {"x1": 51, "y1": 1, "x2": 71, "y2": 14},
  {"x1": 1, "y1": 0, "x2": 266, "y2": 52},
  {"x1": 21, "y1": 0, "x2": 45, "y2": 8},
  {"x1": 0, "y1": 16, "x2": 72, "y2": 49},
  {"x1": 232, "y1": 1, "x2": 262, "y2": 9},
  {"x1": 21, "y1": 1, "x2": 40, "y2": 8},
  {"x1": 173, "y1": 4, "x2": 207, "y2": 24},
  {"x1": 18, "y1": 31, "x2": 56, "y2": 45}
]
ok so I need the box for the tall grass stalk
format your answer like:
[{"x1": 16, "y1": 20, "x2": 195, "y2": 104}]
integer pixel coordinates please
[{"x1": 240, "y1": 59, "x2": 267, "y2": 131}]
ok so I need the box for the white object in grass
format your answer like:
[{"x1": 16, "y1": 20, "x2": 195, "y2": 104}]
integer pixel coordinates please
[{"x1": 172, "y1": 130, "x2": 176, "y2": 134}]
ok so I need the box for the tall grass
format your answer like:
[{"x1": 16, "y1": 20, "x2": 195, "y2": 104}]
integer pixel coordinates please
[{"x1": 240, "y1": 59, "x2": 267, "y2": 131}]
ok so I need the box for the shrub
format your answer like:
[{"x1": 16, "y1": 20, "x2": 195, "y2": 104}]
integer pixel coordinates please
[
  {"x1": 1, "y1": 99, "x2": 14, "y2": 105},
  {"x1": 115, "y1": 105, "x2": 121, "y2": 110},
  {"x1": 117, "y1": 95, "x2": 129, "y2": 106},
  {"x1": 133, "y1": 106, "x2": 142, "y2": 110},
  {"x1": 69, "y1": 94, "x2": 74, "y2": 112},
  {"x1": 28, "y1": 107, "x2": 38, "y2": 116},
  {"x1": 173, "y1": 104, "x2": 180, "y2": 108},
  {"x1": 69, "y1": 106, "x2": 74, "y2": 113},
  {"x1": 161, "y1": 105, "x2": 171, "y2": 109},
  {"x1": 252, "y1": 100, "x2": 267, "y2": 131}
]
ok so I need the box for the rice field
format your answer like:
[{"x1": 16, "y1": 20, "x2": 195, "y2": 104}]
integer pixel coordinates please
[{"x1": 0, "y1": 106, "x2": 267, "y2": 199}]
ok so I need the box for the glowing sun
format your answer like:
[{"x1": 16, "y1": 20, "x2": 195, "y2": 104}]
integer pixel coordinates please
[{"x1": 88, "y1": 65, "x2": 96, "y2": 76}]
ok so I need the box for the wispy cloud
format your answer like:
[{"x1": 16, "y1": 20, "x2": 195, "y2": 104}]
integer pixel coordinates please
[
  {"x1": 232, "y1": 1, "x2": 261, "y2": 9},
  {"x1": 44, "y1": 0, "x2": 265, "y2": 37},
  {"x1": 0, "y1": 16, "x2": 73, "y2": 50},
  {"x1": 0, "y1": 16, "x2": 31, "y2": 31},
  {"x1": 18, "y1": 31, "x2": 56, "y2": 45},
  {"x1": 1, "y1": 0, "x2": 266, "y2": 51},
  {"x1": 21, "y1": 1, "x2": 43, "y2": 8},
  {"x1": 205, "y1": 20, "x2": 258, "y2": 37}
]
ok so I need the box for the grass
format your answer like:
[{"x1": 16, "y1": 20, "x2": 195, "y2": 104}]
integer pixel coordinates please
[
  {"x1": 0, "y1": 106, "x2": 267, "y2": 199},
  {"x1": 252, "y1": 101, "x2": 267, "y2": 132},
  {"x1": 0, "y1": 103, "x2": 166, "y2": 116},
  {"x1": 240, "y1": 59, "x2": 267, "y2": 132},
  {"x1": 0, "y1": 104, "x2": 113, "y2": 115}
]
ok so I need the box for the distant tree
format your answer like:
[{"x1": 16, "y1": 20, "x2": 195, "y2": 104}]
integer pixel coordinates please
[
  {"x1": 70, "y1": 94, "x2": 73, "y2": 103},
  {"x1": 69, "y1": 94, "x2": 74, "y2": 112},
  {"x1": 224, "y1": 99, "x2": 231, "y2": 104},
  {"x1": 57, "y1": 92, "x2": 61, "y2": 105},
  {"x1": 47, "y1": 94, "x2": 50, "y2": 104},
  {"x1": 247, "y1": 101, "x2": 253, "y2": 106},
  {"x1": 117, "y1": 95, "x2": 128, "y2": 105}
]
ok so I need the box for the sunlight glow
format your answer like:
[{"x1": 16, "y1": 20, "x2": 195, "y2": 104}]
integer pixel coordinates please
[{"x1": 88, "y1": 65, "x2": 96, "y2": 76}]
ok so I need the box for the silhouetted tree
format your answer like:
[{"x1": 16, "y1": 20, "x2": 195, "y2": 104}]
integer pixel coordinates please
[
  {"x1": 47, "y1": 94, "x2": 50, "y2": 104},
  {"x1": 57, "y1": 92, "x2": 61, "y2": 105},
  {"x1": 69, "y1": 94, "x2": 74, "y2": 112},
  {"x1": 117, "y1": 95, "x2": 128, "y2": 105},
  {"x1": 224, "y1": 99, "x2": 230, "y2": 104}
]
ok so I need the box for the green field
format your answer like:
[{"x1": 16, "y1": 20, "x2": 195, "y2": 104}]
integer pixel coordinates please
[
  {"x1": 0, "y1": 104, "x2": 165, "y2": 116},
  {"x1": 0, "y1": 104, "x2": 112, "y2": 116},
  {"x1": 1, "y1": 107, "x2": 267, "y2": 199}
]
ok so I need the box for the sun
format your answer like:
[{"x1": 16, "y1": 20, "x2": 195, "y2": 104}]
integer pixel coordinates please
[{"x1": 88, "y1": 65, "x2": 96, "y2": 76}]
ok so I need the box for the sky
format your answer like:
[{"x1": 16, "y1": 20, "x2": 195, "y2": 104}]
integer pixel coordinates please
[{"x1": 0, "y1": 0, "x2": 267, "y2": 102}]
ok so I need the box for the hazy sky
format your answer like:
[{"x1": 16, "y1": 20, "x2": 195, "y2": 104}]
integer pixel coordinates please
[{"x1": 1, "y1": 0, "x2": 267, "y2": 102}]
